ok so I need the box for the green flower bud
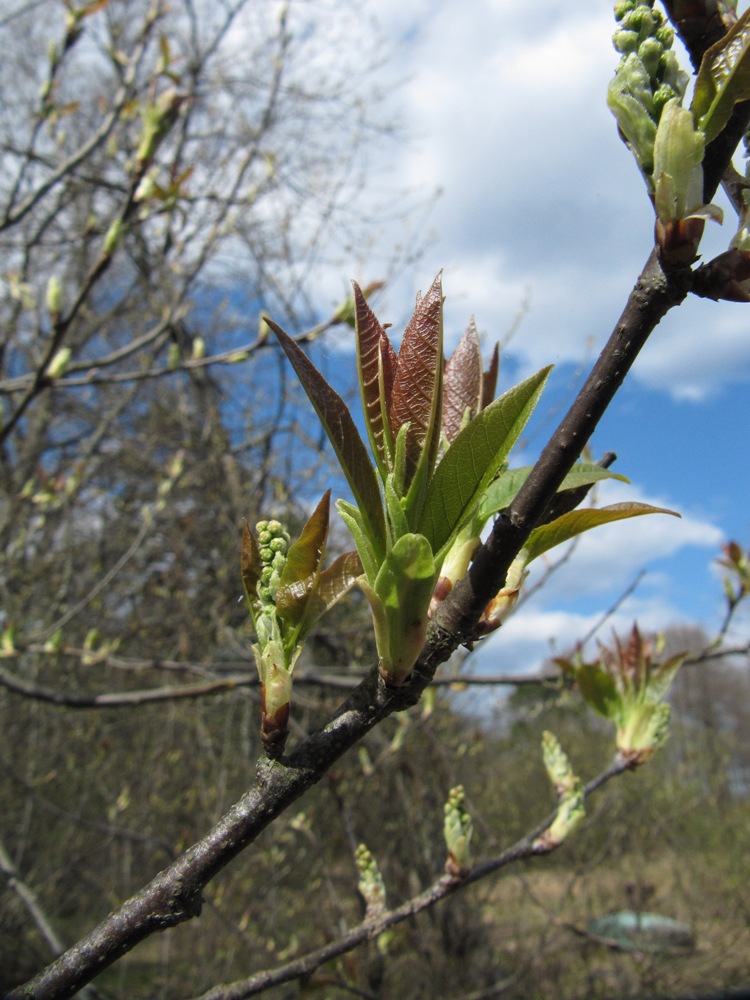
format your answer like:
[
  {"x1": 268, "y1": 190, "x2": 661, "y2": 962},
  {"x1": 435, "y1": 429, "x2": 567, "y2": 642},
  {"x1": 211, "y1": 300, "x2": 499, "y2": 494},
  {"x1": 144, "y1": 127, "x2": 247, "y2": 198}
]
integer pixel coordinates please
[
  {"x1": 356, "y1": 844, "x2": 387, "y2": 915},
  {"x1": 260, "y1": 546, "x2": 274, "y2": 563},
  {"x1": 659, "y1": 50, "x2": 688, "y2": 99},
  {"x1": 614, "y1": 0, "x2": 636, "y2": 21},
  {"x1": 258, "y1": 530, "x2": 272, "y2": 545},
  {"x1": 639, "y1": 38, "x2": 664, "y2": 79},
  {"x1": 256, "y1": 519, "x2": 269, "y2": 533},
  {"x1": 614, "y1": 29, "x2": 640, "y2": 54},
  {"x1": 269, "y1": 537, "x2": 287, "y2": 553},
  {"x1": 652, "y1": 83, "x2": 678, "y2": 118},
  {"x1": 655, "y1": 23, "x2": 674, "y2": 49}
]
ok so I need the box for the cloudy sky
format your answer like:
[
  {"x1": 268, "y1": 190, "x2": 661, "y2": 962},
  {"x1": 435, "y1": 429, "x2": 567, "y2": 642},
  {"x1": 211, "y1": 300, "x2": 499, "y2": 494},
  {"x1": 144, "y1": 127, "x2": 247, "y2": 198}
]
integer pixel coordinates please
[{"x1": 310, "y1": 0, "x2": 750, "y2": 686}]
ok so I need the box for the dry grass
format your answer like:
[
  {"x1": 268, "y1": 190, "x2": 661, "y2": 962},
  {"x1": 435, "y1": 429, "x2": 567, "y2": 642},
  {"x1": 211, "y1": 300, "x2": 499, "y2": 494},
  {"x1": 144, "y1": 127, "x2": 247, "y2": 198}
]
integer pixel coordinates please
[{"x1": 472, "y1": 851, "x2": 750, "y2": 999}]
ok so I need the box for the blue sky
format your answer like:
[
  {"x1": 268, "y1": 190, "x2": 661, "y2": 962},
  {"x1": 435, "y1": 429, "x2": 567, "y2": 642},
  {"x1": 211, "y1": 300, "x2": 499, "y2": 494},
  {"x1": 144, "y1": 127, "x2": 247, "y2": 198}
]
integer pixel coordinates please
[{"x1": 284, "y1": 1, "x2": 750, "y2": 689}]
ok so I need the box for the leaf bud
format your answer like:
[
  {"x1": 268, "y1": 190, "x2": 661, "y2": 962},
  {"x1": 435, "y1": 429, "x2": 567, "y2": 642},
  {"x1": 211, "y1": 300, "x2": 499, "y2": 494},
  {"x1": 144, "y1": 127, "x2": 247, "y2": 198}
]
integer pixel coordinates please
[
  {"x1": 103, "y1": 219, "x2": 124, "y2": 257},
  {"x1": 355, "y1": 844, "x2": 387, "y2": 916},
  {"x1": 46, "y1": 347, "x2": 71, "y2": 379},
  {"x1": 443, "y1": 785, "x2": 473, "y2": 877},
  {"x1": 46, "y1": 275, "x2": 64, "y2": 320}
]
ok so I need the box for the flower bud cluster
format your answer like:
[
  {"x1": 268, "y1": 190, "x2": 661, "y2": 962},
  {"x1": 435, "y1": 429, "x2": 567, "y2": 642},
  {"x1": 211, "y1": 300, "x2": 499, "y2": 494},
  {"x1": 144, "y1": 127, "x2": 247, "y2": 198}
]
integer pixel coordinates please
[
  {"x1": 443, "y1": 785, "x2": 473, "y2": 877},
  {"x1": 355, "y1": 843, "x2": 387, "y2": 915},
  {"x1": 255, "y1": 519, "x2": 290, "y2": 605},
  {"x1": 608, "y1": 1, "x2": 688, "y2": 179}
]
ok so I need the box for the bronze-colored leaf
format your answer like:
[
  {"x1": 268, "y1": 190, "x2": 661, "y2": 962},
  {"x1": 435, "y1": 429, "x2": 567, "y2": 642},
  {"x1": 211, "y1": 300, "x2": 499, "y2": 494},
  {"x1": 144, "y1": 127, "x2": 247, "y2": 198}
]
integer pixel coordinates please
[
  {"x1": 389, "y1": 273, "x2": 444, "y2": 492},
  {"x1": 268, "y1": 318, "x2": 386, "y2": 557},
  {"x1": 276, "y1": 491, "x2": 331, "y2": 630},
  {"x1": 241, "y1": 519, "x2": 262, "y2": 608},
  {"x1": 353, "y1": 281, "x2": 396, "y2": 474},
  {"x1": 442, "y1": 319, "x2": 482, "y2": 443},
  {"x1": 480, "y1": 342, "x2": 499, "y2": 412}
]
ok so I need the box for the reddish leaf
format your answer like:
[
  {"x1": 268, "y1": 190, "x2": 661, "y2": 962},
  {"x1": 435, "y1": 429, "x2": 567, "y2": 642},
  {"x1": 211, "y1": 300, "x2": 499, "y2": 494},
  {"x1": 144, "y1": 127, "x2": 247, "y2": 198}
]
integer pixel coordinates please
[
  {"x1": 480, "y1": 342, "x2": 499, "y2": 412},
  {"x1": 389, "y1": 273, "x2": 444, "y2": 491},
  {"x1": 443, "y1": 319, "x2": 482, "y2": 443},
  {"x1": 268, "y1": 319, "x2": 385, "y2": 556},
  {"x1": 241, "y1": 519, "x2": 262, "y2": 608},
  {"x1": 353, "y1": 282, "x2": 396, "y2": 474},
  {"x1": 305, "y1": 549, "x2": 363, "y2": 626}
]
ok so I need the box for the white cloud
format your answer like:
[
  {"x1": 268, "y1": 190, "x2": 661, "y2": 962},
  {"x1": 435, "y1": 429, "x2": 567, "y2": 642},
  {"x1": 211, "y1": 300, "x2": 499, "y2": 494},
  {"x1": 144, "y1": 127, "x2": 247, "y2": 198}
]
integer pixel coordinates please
[
  {"x1": 468, "y1": 477, "x2": 723, "y2": 677},
  {"x1": 365, "y1": 0, "x2": 750, "y2": 401},
  {"x1": 635, "y1": 300, "x2": 750, "y2": 401}
]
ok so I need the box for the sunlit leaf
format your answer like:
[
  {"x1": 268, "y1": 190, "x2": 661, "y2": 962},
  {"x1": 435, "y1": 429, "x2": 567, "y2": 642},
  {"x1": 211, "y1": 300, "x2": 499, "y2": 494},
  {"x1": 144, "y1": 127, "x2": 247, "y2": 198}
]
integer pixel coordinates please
[
  {"x1": 420, "y1": 367, "x2": 551, "y2": 560},
  {"x1": 389, "y1": 273, "x2": 444, "y2": 493},
  {"x1": 442, "y1": 319, "x2": 482, "y2": 443},
  {"x1": 692, "y1": 8, "x2": 750, "y2": 143},
  {"x1": 523, "y1": 502, "x2": 679, "y2": 564},
  {"x1": 304, "y1": 550, "x2": 363, "y2": 627},
  {"x1": 276, "y1": 491, "x2": 331, "y2": 631},
  {"x1": 337, "y1": 500, "x2": 378, "y2": 583},
  {"x1": 365, "y1": 533, "x2": 436, "y2": 680},
  {"x1": 479, "y1": 463, "x2": 629, "y2": 520},
  {"x1": 269, "y1": 319, "x2": 385, "y2": 557}
]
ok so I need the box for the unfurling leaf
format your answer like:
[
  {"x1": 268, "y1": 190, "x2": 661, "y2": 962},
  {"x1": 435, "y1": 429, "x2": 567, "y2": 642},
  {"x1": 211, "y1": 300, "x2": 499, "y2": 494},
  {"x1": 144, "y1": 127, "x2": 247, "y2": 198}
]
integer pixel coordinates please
[
  {"x1": 523, "y1": 501, "x2": 679, "y2": 564},
  {"x1": 389, "y1": 273, "x2": 444, "y2": 503},
  {"x1": 353, "y1": 280, "x2": 397, "y2": 475},
  {"x1": 421, "y1": 367, "x2": 551, "y2": 561},
  {"x1": 275, "y1": 491, "x2": 331, "y2": 631},
  {"x1": 556, "y1": 626, "x2": 686, "y2": 766},
  {"x1": 361, "y1": 533, "x2": 435, "y2": 684},
  {"x1": 442, "y1": 319, "x2": 483, "y2": 443},
  {"x1": 692, "y1": 8, "x2": 750, "y2": 144},
  {"x1": 268, "y1": 319, "x2": 386, "y2": 558}
]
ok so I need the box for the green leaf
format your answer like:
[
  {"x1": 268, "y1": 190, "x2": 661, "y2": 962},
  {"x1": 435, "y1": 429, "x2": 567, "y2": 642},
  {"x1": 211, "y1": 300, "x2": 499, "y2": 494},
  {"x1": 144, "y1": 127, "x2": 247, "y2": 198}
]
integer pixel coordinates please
[
  {"x1": 384, "y1": 472, "x2": 410, "y2": 542},
  {"x1": 337, "y1": 500, "x2": 378, "y2": 583},
  {"x1": 523, "y1": 502, "x2": 679, "y2": 564},
  {"x1": 366, "y1": 532, "x2": 436, "y2": 681},
  {"x1": 420, "y1": 367, "x2": 551, "y2": 561},
  {"x1": 353, "y1": 281, "x2": 396, "y2": 476},
  {"x1": 276, "y1": 491, "x2": 331, "y2": 632},
  {"x1": 692, "y1": 8, "x2": 750, "y2": 143},
  {"x1": 576, "y1": 663, "x2": 622, "y2": 721},
  {"x1": 389, "y1": 273, "x2": 444, "y2": 496},
  {"x1": 479, "y1": 463, "x2": 629, "y2": 520},
  {"x1": 268, "y1": 319, "x2": 385, "y2": 557},
  {"x1": 442, "y1": 319, "x2": 482, "y2": 444}
]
